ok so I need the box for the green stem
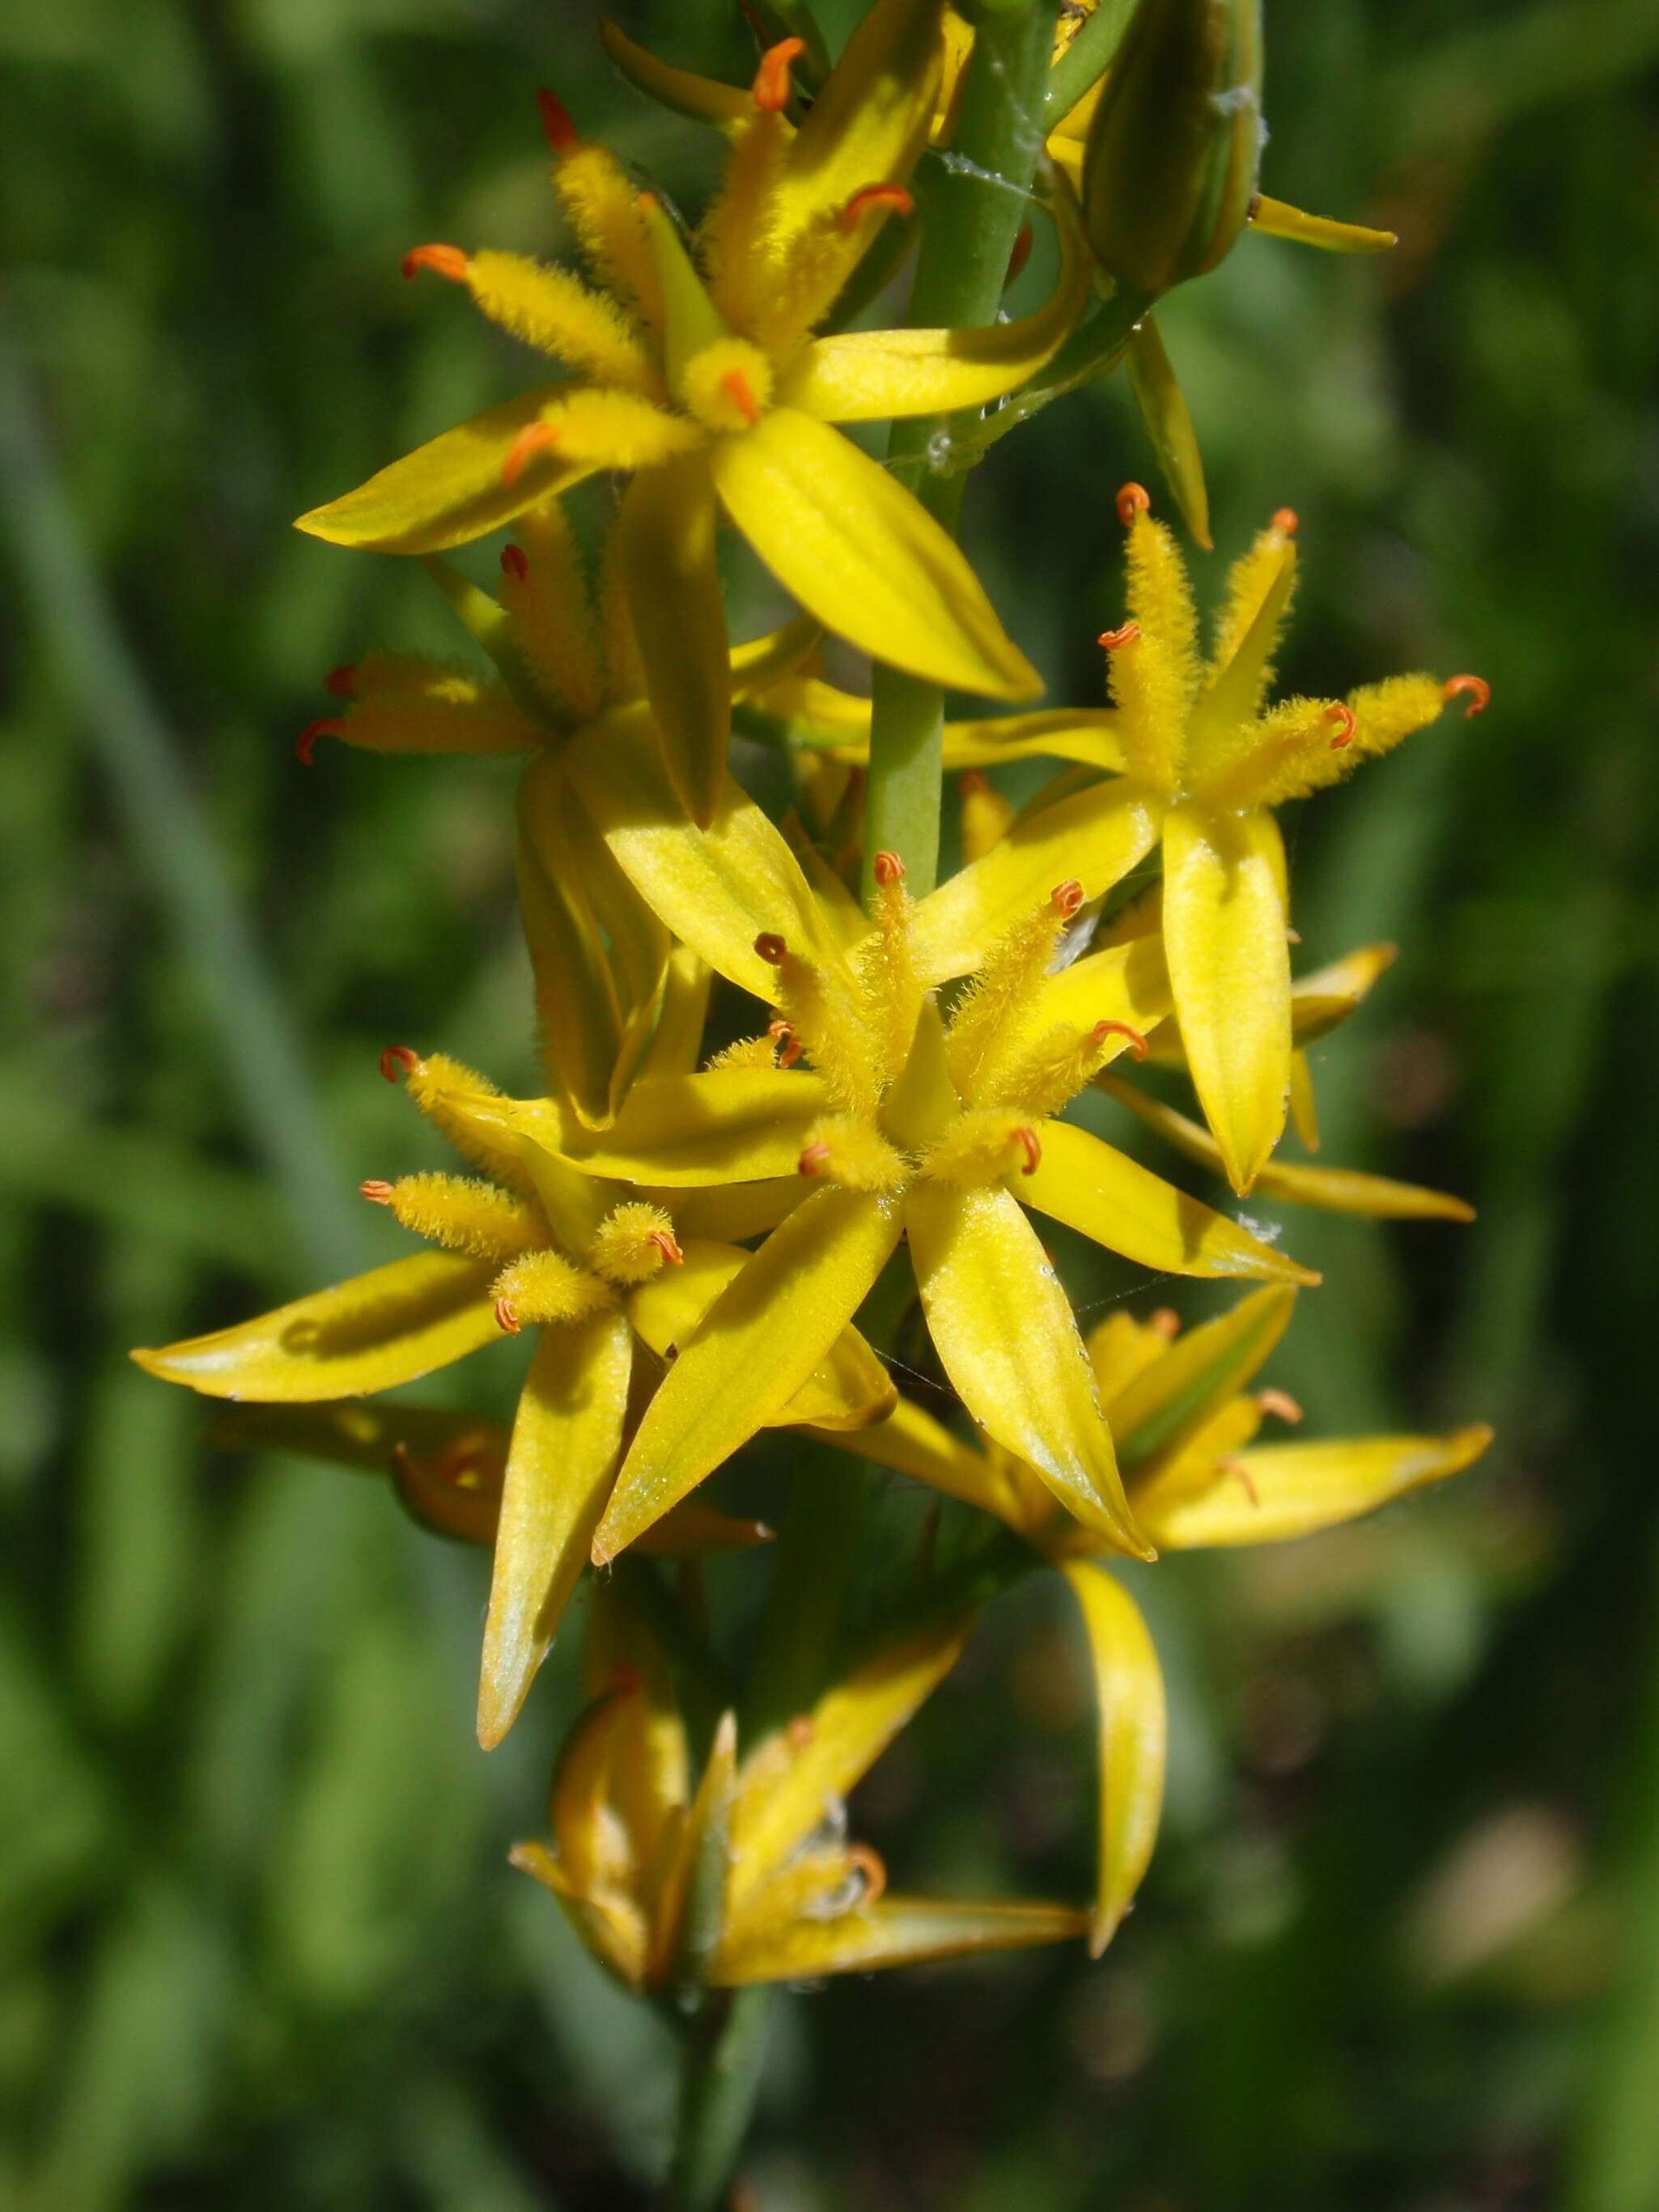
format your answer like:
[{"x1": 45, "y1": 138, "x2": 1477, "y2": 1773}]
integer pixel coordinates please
[
  {"x1": 666, "y1": 1987, "x2": 773, "y2": 2212},
  {"x1": 1042, "y1": 0, "x2": 1139, "y2": 126},
  {"x1": 862, "y1": 0, "x2": 1062, "y2": 902}
]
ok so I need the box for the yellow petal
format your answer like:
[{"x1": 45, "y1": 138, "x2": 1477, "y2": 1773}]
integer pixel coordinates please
[
  {"x1": 910, "y1": 778, "x2": 1165, "y2": 987},
  {"x1": 635, "y1": 945, "x2": 715, "y2": 1084},
  {"x1": 565, "y1": 708, "x2": 841, "y2": 1000},
  {"x1": 709, "y1": 408, "x2": 1040, "y2": 701},
  {"x1": 940, "y1": 710, "x2": 1127, "y2": 773},
  {"x1": 714, "y1": 1896, "x2": 1087, "y2": 1984},
  {"x1": 1105, "y1": 1285, "x2": 1296, "y2": 1471},
  {"x1": 1250, "y1": 194, "x2": 1396, "y2": 254},
  {"x1": 1020, "y1": 930, "x2": 1173, "y2": 1046},
  {"x1": 1288, "y1": 1048, "x2": 1320, "y2": 1150},
  {"x1": 1059, "y1": 1563, "x2": 1166, "y2": 1956},
  {"x1": 651, "y1": 1709, "x2": 738, "y2": 1988},
  {"x1": 517, "y1": 756, "x2": 625, "y2": 1127},
  {"x1": 597, "y1": 16, "x2": 754, "y2": 127},
  {"x1": 1125, "y1": 316, "x2": 1211, "y2": 549},
  {"x1": 477, "y1": 1312, "x2": 632, "y2": 1749},
  {"x1": 617, "y1": 456, "x2": 729, "y2": 828},
  {"x1": 727, "y1": 613, "x2": 825, "y2": 701},
  {"x1": 1138, "y1": 1426, "x2": 1494, "y2": 1549},
  {"x1": 295, "y1": 384, "x2": 590, "y2": 553},
  {"x1": 1099, "y1": 1076, "x2": 1475, "y2": 1222},
  {"x1": 1161, "y1": 802, "x2": 1292, "y2": 1194},
  {"x1": 592, "y1": 1189, "x2": 905, "y2": 1561},
  {"x1": 562, "y1": 1069, "x2": 833, "y2": 1186},
  {"x1": 904, "y1": 1180, "x2": 1149, "y2": 1556},
  {"x1": 1021, "y1": 1121, "x2": 1317, "y2": 1286},
  {"x1": 729, "y1": 1605, "x2": 974, "y2": 1895},
  {"x1": 647, "y1": 1178, "x2": 808, "y2": 1242},
  {"x1": 131, "y1": 1253, "x2": 501, "y2": 1401}
]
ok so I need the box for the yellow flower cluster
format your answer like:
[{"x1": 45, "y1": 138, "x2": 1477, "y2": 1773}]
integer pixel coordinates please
[{"x1": 135, "y1": 1, "x2": 1493, "y2": 1993}]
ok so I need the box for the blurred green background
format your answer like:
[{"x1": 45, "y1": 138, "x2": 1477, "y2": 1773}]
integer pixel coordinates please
[{"x1": 5, "y1": 0, "x2": 1659, "y2": 2205}]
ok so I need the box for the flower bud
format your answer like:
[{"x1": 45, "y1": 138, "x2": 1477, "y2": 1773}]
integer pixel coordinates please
[{"x1": 1080, "y1": 0, "x2": 1262, "y2": 299}]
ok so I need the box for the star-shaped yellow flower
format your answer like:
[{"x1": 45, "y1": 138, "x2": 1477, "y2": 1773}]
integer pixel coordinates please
[
  {"x1": 838, "y1": 1286, "x2": 1492, "y2": 1951},
  {"x1": 297, "y1": 0, "x2": 1089, "y2": 821},
  {"x1": 132, "y1": 1049, "x2": 891, "y2": 1748},
  {"x1": 511, "y1": 1583, "x2": 1086, "y2": 1990}
]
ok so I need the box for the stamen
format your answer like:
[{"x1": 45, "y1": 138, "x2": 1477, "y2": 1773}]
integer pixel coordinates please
[
  {"x1": 325, "y1": 665, "x2": 356, "y2": 698},
  {"x1": 1271, "y1": 506, "x2": 1299, "y2": 536},
  {"x1": 1006, "y1": 222, "x2": 1033, "y2": 285},
  {"x1": 767, "y1": 1018, "x2": 803, "y2": 1070},
  {"x1": 500, "y1": 544, "x2": 528, "y2": 583},
  {"x1": 359, "y1": 1180, "x2": 395, "y2": 1205},
  {"x1": 798, "y1": 1141, "x2": 831, "y2": 1177},
  {"x1": 535, "y1": 87, "x2": 581, "y2": 157},
  {"x1": 1097, "y1": 621, "x2": 1141, "y2": 650},
  {"x1": 752, "y1": 35, "x2": 805, "y2": 112},
  {"x1": 1050, "y1": 879, "x2": 1084, "y2": 918},
  {"x1": 1090, "y1": 1019, "x2": 1148, "y2": 1062},
  {"x1": 401, "y1": 243, "x2": 469, "y2": 284},
  {"x1": 839, "y1": 183, "x2": 914, "y2": 232},
  {"x1": 1223, "y1": 1457, "x2": 1261, "y2": 1506},
  {"x1": 649, "y1": 1228, "x2": 684, "y2": 1267},
  {"x1": 754, "y1": 932, "x2": 787, "y2": 966},
  {"x1": 379, "y1": 1045, "x2": 420, "y2": 1083},
  {"x1": 1257, "y1": 1388, "x2": 1304, "y2": 1425},
  {"x1": 494, "y1": 1297, "x2": 521, "y2": 1335},
  {"x1": 1115, "y1": 481, "x2": 1152, "y2": 528},
  {"x1": 1013, "y1": 1125, "x2": 1042, "y2": 1176},
  {"x1": 959, "y1": 769, "x2": 990, "y2": 795},
  {"x1": 872, "y1": 850, "x2": 906, "y2": 887},
  {"x1": 501, "y1": 421, "x2": 560, "y2": 488},
  {"x1": 1445, "y1": 673, "x2": 1490, "y2": 718},
  {"x1": 1326, "y1": 702, "x2": 1356, "y2": 749},
  {"x1": 296, "y1": 718, "x2": 337, "y2": 765},
  {"x1": 1148, "y1": 1307, "x2": 1181, "y2": 1338},
  {"x1": 786, "y1": 1715, "x2": 816, "y2": 1750},
  {"x1": 720, "y1": 367, "x2": 762, "y2": 427},
  {"x1": 845, "y1": 1843, "x2": 888, "y2": 1905}
]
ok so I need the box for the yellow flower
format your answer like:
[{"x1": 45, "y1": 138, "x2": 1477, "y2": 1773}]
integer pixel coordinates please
[
  {"x1": 430, "y1": 827, "x2": 1319, "y2": 1570},
  {"x1": 131, "y1": 1049, "x2": 892, "y2": 1748},
  {"x1": 296, "y1": 0, "x2": 1091, "y2": 821},
  {"x1": 511, "y1": 1583, "x2": 1086, "y2": 1990},
  {"x1": 838, "y1": 1286, "x2": 1493, "y2": 1950}
]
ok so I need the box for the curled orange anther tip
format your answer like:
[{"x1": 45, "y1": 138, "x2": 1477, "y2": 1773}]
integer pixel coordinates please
[
  {"x1": 1326, "y1": 702, "x2": 1356, "y2": 749},
  {"x1": 650, "y1": 1229, "x2": 685, "y2": 1268},
  {"x1": 720, "y1": 367, "x2": 762, "y2": 427},
  {"x1": 1258, "y1": 1388, "x2": 1304, "y2": 1426},
  {"x1": 786, "y1": 1715, "x2": 816, "y2": 1750},
  {"x1": 1006, "y1": 222, "x2": 1033, "y2": 286},
  {"x1": 1149, "y1": 1307, "x2": 1181, "y2": 1338},
  {"x1": 500, "y1": 544, "x2": 528, "y2": 583},
  {"x1": 753, "y1": 35, "x2": 804, "y2": 112},
  {"x1": 846, "y1": 1843, "x2": 888, "y2": 1905},
  {"x1": 1271, "y1": 506, "x2": 1299, "y2": 536},
  {"x1": 359, "y1": 1179, "x2": 395, "y2": 1205},
  {"x1": 494, "y1": 1298, "x2": 521, "y2": 1336},
  {"x1": 1222, "y1": 1457, "x2": 1261, "y2": 1506},
  {"x1": 1445, "y1": 673, "x2": 1490, "y2": 718},
  {"x1": 1115, "y1": 481, "x2": 1151, "y2": 528},
  {"x1": 401, "y1": 243, "x2": 469, "y2": 285},
  {"x1": 296, "y1": 719, "x2": 335, "y2": 765},
  {"x1": 872, "y1": 849, "x2": 906, "y2": 887},
  {"x1": 502, "y1": 421, "x2": 559, "y2": 487},
  {"x1": 959, "y1": 769, "x2": 991, "y2": 795},
  {"x1": 767, "y1": 1018, "x2": 803, "y2": 1069},
  {"x1": 1050, "y1": 879, "x2": 1084, "y2": 918},
  {"x1": 379, "y1": 1044, "x2": 419, "y2": 1083},
  {"x1": 798, "y1": 1141, "x2": 831, "y2": 1178},
  {"x1": 754, "y1": 932, "x2": 787, "y2": 965},
  {"x1": 839, "y1": 182, "x2": 914, "y2": 232},
  {"x1": 1091, "y1": 1018, "x2": 1148, "y2": 1062},
  {"x1": 1097, "y1": 621, "x2": 1141, "y2": 651},
  {"x1": 536, "y1": 87, "x2": 580, "y2": 157},
  {"x1": 324, "y1": 664, "x2": 356, "y2": 699},
  {"x1": 1013, "y1": 1125, "x2": 1042, "y2": 1176}
]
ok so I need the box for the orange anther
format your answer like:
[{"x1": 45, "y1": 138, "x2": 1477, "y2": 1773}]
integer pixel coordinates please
[
  {"x1": 839, "y1": 183, "x2": 914, "y2": 232},
  {"x1": 1097, "y1": 621, "x2": 1141, "y2": 650},
  {"x1": 1006, "y1": 222, "x2": 1033, "y2": 286},
  {"x1": 786, "y1": 1715, "x2": 816, "y2": 1749},
  {"x1": 753, "y1": 36, "x2": 804, "y2": 112},
  {"x1": 296, "y1": 718, "x2": 337, "y2": 765},
  {"x1": 649, "y1": 1228, "x2": 685, "y2": 1268},
  {"x1": 1148, "y1": 1307, "x2": 1181, "y2": 1338},
  {"x1": 1222, "y1": 1456, "x2": 1261, "y2": 1506},
  {"x1": 721, "y1": 367, "x2": 762, "y2": 427},
  {"x1": 500, "y1": 544, "x2": 528, "y2": 583},
  {"x1": 1116, "y1": 481, "x2": 1151, "y2": 528},
  {"x1": 1445, "y1": 673, "x2": 1490, "y2": 718},
  {"x1": 494, "y1": 1297, "x2": 521, "y2": 1335},
  {"x1": 845, "y1": 1843, "x2": 888, "y2": 1905},
  {"x1": 1271, "y1": 506, "x2": 1299, "y2": 536},
  {"x1": 359, "y1": 1179, "x2": 395, "y2": 1205},
  {"x1": 536, "y1": 87, "x2": 580, "y2": 157},
  {"x1": 767, "y1": 1018, "x2": 803, "y2": 1070},
  {"x1": 959, "y1": 769, "x2": 991, "y2": 795},
  {"x1": 754, "y1": 932, "x2": 787, "y2": 965},
  {"x1": 1091, "y1": 1018, "x2": 1148, "y2": 1062},
  {"x1": 402, "y1": 243, "x2": 469, "y2": 285},
  {"x1": 502, "y1": 420, "x2": 560, "y2": 488},
  {"x1": 379, "y1": 1045, "x2": 419, "y2": 1083},
  {"x1": 325, "y1": 664, "x2": 356, "y2": 698},
  {"x1": 1257, "y1": 1388, "x2": 1303, "y2": 1425},
  {"x1": 872, "y1": 850, "x2": 906, "y2": 887},
  {"x1": 1013, "y1": 1125, "x2": 1042, "y2": 1176},
  {"x1": 1326, "y1": 702, "x2": 1356, "y2": 749},
  {"x1": 798, "y1": 1141, "x2": 831, "y2": 1177},
  {"x1": 1050, "y1": 879, "x2": 1084, "y2": 918}
]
